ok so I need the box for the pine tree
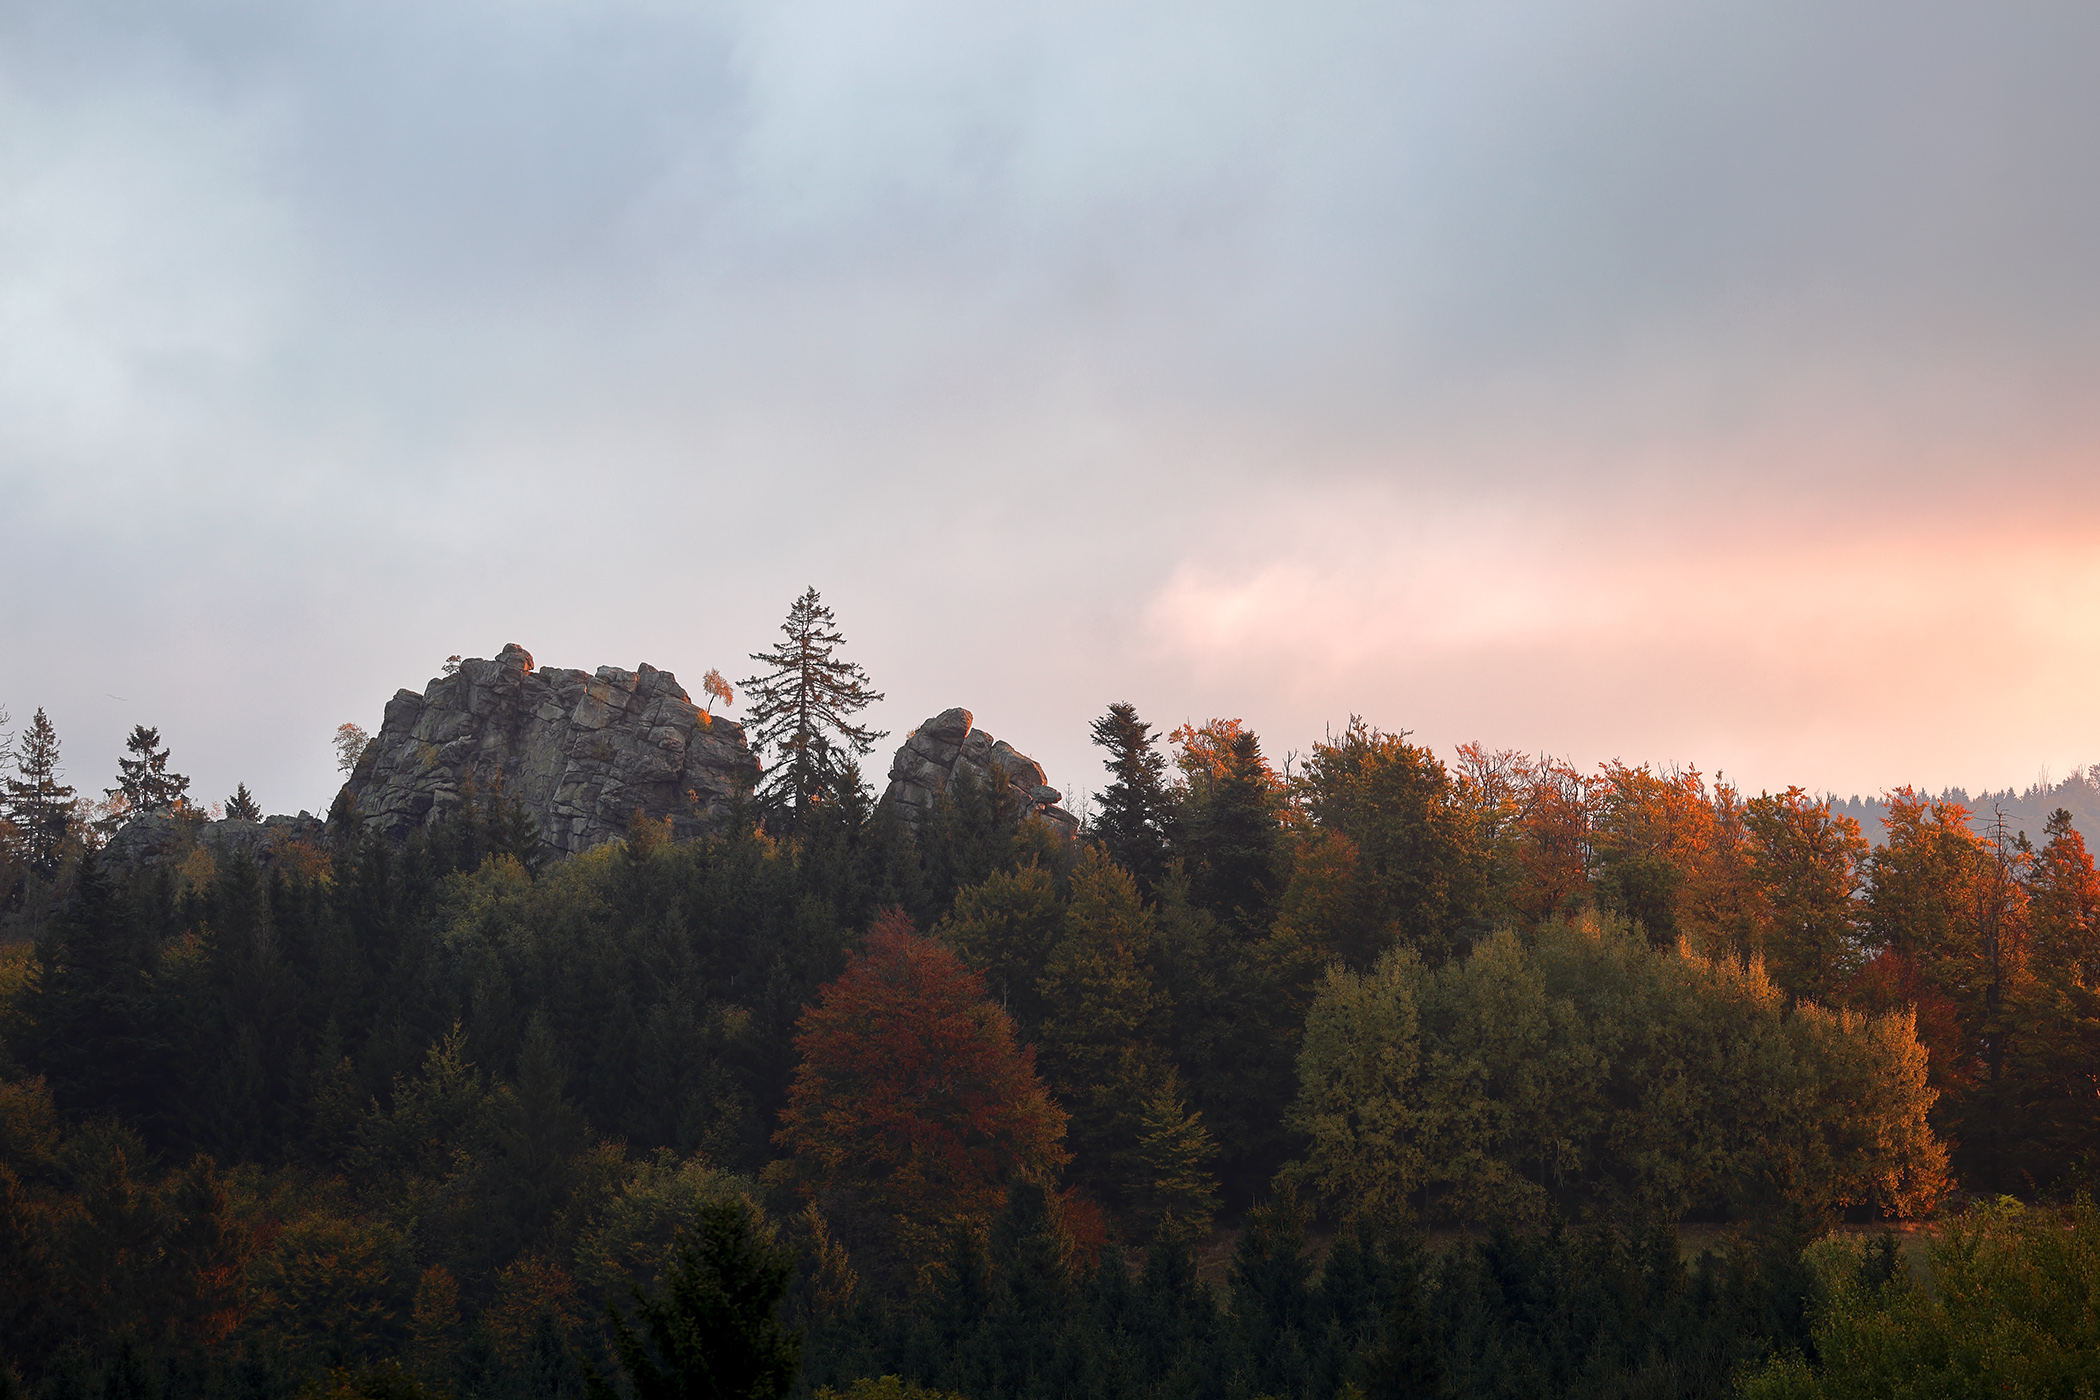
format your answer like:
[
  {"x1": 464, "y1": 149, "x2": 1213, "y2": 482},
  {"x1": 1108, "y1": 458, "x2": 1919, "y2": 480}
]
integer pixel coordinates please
[
  {"x1": 739, "y1": 588, "x2": 886, "y2": 832},
  {"x1": 4, "y1": 708, "x2": 76, "y2": 878},
  {"x1": 225, "y1": 782, "x2": 263, "y2": 822},
  {"x1": 107, "y1": 723, "x2": 190, "y2": 821},
  {"x1": 1089, "y1": 703, "x2": 1174, "y2": 891}
]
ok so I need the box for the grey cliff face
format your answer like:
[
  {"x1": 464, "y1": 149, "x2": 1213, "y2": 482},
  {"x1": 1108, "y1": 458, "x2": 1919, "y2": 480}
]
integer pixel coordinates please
[
  {"x1": 880, "y1": 707, "x2": 1078, "y2": 836},
  {"x1": 103, "y1": 809, "x2": 328, "y2": 876},
  {"x1": 341, "y1": 643, "x2": 759, "y2": 860}
]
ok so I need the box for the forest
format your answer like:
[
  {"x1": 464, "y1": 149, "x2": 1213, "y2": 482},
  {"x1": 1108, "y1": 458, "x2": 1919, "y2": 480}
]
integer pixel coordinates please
[{"x1": 2, "y1": 603, "x2": 2098, "y2": 1400}]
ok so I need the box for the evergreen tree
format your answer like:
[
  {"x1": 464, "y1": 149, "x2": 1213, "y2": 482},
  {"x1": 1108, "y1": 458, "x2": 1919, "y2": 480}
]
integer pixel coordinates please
[
  {"x1": 1035, "y1": 847, "x2": 1170, "y2": 1208},
  {"x1": 740, "y1": 588, "x2": 886, "y2": 832},
  {"x1": 107, "y1": 723, "x2": 189, "y2": 821},
  {"x1": 225, "y1": 782, "x2": 263, "y2": 822},
  {"x1": 590, "y1": 1197, "x2": 803, "y2": 1400},
  {"x1": 1173, "y1": 721, "x2": 1286, "y2": 931},
  {"x1": 21, "y1": 851, "x2": 165, "y2": 1123},
  {"x1": 1088, "y1": 703, "x2": 1173, "y2": 891},
  {"x1": 1129, "y1": 1073, "x2": 1220, "y2": 1238},
  {"x1": 4, "y1": 708, "x2": 76, "y2": 878}
]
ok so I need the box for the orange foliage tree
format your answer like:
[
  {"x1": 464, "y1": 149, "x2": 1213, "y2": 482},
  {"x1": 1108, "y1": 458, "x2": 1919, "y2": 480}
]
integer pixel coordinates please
[{"x1": 772, "y1": 911, "x2": 1068, "y2": 1287}]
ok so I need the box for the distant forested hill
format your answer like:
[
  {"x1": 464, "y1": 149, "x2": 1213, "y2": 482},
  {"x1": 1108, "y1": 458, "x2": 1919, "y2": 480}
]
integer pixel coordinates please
[{"x1": 1830, "y1": 764, "x2": 2100, "y2": 846}]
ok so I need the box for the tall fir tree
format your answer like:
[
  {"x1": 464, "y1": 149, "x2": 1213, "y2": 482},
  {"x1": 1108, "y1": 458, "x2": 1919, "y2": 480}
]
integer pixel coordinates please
[
  {"x1": 4, "y1": 708, "x2": 75, "y2": 878},
  {"x1": 1088, "y1": 703, "x2": 1174, "y2": 891},
  {"x1": 107, "y1": 724, "x2": 189, "y2": 823},
  {"x1": 739, "y1": 588, "x2": 886, "y2": 833}
]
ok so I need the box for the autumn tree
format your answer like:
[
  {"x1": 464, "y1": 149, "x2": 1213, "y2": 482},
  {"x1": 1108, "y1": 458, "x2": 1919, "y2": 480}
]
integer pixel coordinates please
[
  {"x1": 772, "y1": 911, "x2": 1067, "y2": 1288},
  {"x1": 334, "y1": 722, "x2": 371, "y2": 776},
  {"x1": 702, "y1": 668, "x2": 734, "y2": 720},
  {"x1": 2003, "y1": 809, "x2": 2100, "y2": 1182},
  {"x1": 1293, "y1": 720, "x2": 1487, "y2": 967},
  {"x1": 740, "y1": 588, "x2": 886, "y2": 831},
  {"x1": 1088, "y1": 703, "x2": 1174, "y2": 891},
  {"x1": 1859, "y1": 790, "x2": 2033, "y2": 1185},
  {"x1": 1503, "y1": 753, "x2": 1593, "y2": 924},
  {"x1": 1744, "y1": 787, "x2": 1867, "y2": 1003},
  {"x1": 107, "y1": 724, "x2": 189, "y2": 822},
  {"x1": 3, "y1": 708, "x2": 75, "y2": 879},
  {"x1": 1588, "y1": 761, "x2": 1717, "y2": 948}
]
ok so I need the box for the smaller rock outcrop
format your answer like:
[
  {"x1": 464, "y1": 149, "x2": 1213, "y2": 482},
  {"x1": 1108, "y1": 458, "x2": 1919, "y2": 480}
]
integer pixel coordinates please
[
  {"x1": 103, "y1": 809, "x2": 329, "y2": 879},
  {"x1": 342, "y1": 644, "x2": 760, "y2": 861},
  {"x1": 880, "y1": 708, "x2": 1078, "y2": 835}
]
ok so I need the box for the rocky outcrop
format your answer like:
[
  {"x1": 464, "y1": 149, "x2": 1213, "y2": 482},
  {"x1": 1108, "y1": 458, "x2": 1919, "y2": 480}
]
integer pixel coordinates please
[
  {"x1": 102, "y1": 810, "x2": 329, "y2": 879},
  {"x1": 880, "y1": 708, "x2": 1078, "y2": 835},
  {"x1": 341, "y1": 644, "x2": 758, "y2": 860}
]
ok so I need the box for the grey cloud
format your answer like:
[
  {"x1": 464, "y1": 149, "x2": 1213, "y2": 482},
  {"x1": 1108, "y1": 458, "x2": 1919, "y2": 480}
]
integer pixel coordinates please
[{"x1": 5, "y1": 0, "x2": 2097, "y2": 810}]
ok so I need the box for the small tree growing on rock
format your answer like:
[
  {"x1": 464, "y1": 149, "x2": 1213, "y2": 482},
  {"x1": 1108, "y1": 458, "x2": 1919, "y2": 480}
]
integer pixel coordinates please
[
  {"x1": 226, "y1": 782, "x2": 263, "y2": 822},
  {"x1": 106, "y1": 723, "x2": 189, "y2": 823},
  {"x1": 334, "y1": 722, "x2": 371, "y2": 776},
  {"x1": 700, "y1": 669, "x2": 734, "y2": 725}
]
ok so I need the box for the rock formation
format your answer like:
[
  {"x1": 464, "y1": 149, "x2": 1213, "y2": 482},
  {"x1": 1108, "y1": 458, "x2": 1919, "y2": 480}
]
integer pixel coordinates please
[
  {"x1": 103, "y1": 809, "x2": 329, "y2": 879},
  {"x1": 341, "y1": 644, "x2": 759, "y2": 860},
  {"x1": 880, "y1": 708, "x2": 1078, "y2": 835}
]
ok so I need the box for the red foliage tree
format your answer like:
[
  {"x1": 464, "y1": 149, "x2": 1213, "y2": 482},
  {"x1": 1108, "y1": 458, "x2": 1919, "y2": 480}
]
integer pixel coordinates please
[{"x1": 772, "y1": 910, "x2": 1069, "y2": 1283}]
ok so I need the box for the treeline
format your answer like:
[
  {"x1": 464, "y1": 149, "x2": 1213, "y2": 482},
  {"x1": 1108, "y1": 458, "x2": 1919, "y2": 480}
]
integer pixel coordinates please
[{"x1": 0, "y1": 673, "x2": 2096, "y2": 1398}]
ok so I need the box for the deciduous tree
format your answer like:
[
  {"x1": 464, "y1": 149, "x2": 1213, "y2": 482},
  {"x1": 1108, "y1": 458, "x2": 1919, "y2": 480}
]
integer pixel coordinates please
[{"x1": 772, "y1": 911, "x2": 1067, "y2": 1286}]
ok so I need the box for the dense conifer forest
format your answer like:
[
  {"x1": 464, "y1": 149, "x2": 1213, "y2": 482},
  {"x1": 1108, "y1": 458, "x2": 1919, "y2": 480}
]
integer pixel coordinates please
[{"x1": 2, "y1": 665, "x2": 2097, "y2": 1399}]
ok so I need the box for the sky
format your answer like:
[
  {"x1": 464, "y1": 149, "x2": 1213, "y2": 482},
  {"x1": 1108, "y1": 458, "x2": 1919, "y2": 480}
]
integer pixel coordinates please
[{"x1": 6, "y1": 0, "x2": 2100, "y2": 819}]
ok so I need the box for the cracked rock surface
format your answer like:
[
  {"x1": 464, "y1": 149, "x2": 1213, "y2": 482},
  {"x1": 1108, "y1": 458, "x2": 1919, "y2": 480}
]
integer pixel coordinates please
[
  {"x1": 880, "y1": 707, "x2": 1078, "y2": 836},
  {"x1": 341, "y1": 643, "x2": 759, "y2": 860}
]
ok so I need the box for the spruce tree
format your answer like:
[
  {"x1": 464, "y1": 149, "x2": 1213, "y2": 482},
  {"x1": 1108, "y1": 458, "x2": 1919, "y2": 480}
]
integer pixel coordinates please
[
  {"x1": 107, "y1": 723, "x2": 189, "y2": 820},
  {"x1": 1130, "y1": 1072, "x2": 1221, "y2": 1237},
  {"x1": 590, "y1": 1196, "x2": 802, "y2": 1400},
  {"x1": 1088, "y1": 703, "x2": 1174, "y2": 890},
  {"x1": 739, "y1": 588, "x2": 886, "y2": 832},
  {"x1": 225, "y1": 782, "x2": 262, "y2": 822},
  {"x1": 4, "y1": 708, "x2": 75, "y2": 878}
]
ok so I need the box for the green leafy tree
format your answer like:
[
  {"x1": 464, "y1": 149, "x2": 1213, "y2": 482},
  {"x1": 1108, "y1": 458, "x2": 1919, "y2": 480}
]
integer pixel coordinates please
[
  {"x1": 1284, "y1": 949, "x2": 1425, "y2": 1228},
  {"x1": 1088, "y1": 703, "x2": 1174, "y2": 891},
  {"x1": 1740, "y1": 1197, "x2": 2100, "y2": 1400},
  {"x1": 107, "y1": 724, "x2": 189, "y2": 822},
  {"x1": 225, "y1": 782, "x2": 262, "y2": 822},
  {"x1": 740, "y1": 588, "x2": 886, "y2": 831},
  {"x1": 589, "y1": 1197, "x2": 803, "y2": 1400},
  {"x1": 4, "y1": 709, "x2": 75, "y2": 879}
]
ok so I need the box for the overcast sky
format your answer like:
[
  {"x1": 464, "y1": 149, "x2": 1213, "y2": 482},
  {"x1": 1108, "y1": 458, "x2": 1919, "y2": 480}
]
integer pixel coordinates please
[{"x1": 6, "y1": 0, "x2": 2100, "y2": 818}]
